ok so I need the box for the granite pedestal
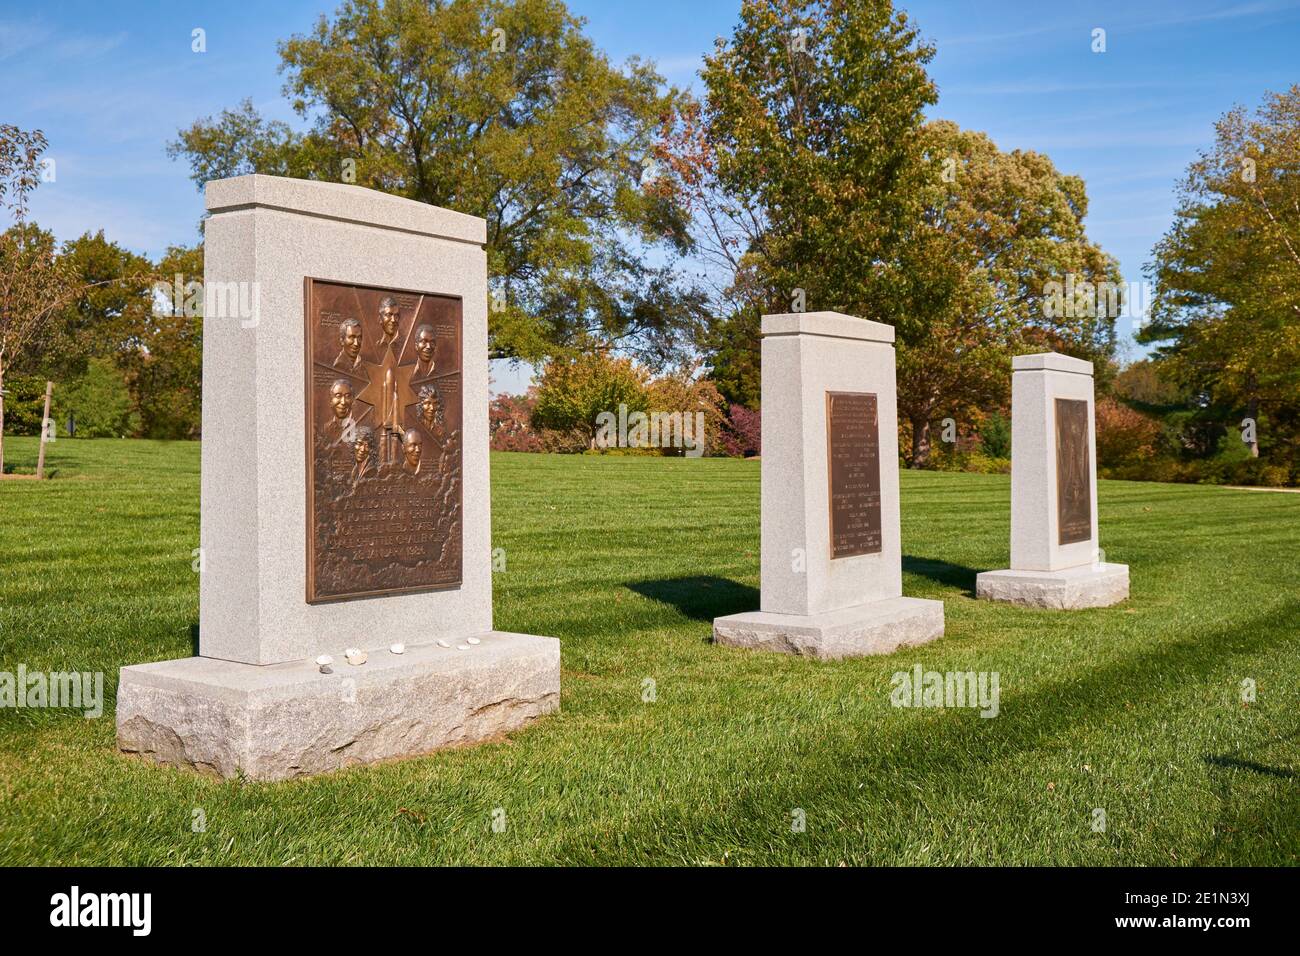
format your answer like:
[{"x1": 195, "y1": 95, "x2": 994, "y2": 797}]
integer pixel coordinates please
[
  {"x1": 712, "y1": 312, "x2": 944, "y2": 657},
  {"x1": 118, "y1": 632, "x2": 558, "y2": 781},
  {"x1": 975, "y1": 352, "x2": 1129, "y2": 609}
]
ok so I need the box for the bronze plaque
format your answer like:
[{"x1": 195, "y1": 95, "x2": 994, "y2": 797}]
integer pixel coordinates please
[
  {"x1": 305, "y1": 278, "x2": 463, "y2": 603},
  {"x1": 1055, "y1": 397, "x2": 1091, "y2": 546},
  {"x1": 826, "y1": 391, "x2": 883, "y2": 559}
]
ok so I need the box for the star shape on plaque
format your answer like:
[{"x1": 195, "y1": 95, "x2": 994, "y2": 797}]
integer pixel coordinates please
[{"x1": 356, "y1": 346, "x2": 419, "y2": 438}]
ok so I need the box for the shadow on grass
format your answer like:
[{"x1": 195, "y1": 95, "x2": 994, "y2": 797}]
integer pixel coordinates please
[
  {"x1": 549, "y1": 599, "x2": 1300, "y2": 864},
  {"x1": 1204, "y1": 754, "x2": 1296, "y2": 779},
  {"x1": 903, "y1": 554, "x2": 981, "y2": 596},
  {"x1": 627, "y1": 576, "x2": 758, "y2": 625}
]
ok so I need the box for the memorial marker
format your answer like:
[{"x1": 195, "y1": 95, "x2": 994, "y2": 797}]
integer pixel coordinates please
[
  {"x1": 712, "y1": 311, "x2": 944, "y2": 659},
  {"x1": 976, "y1": 352, "x2": 1129, "y2": 608},
  {"x1": 116, "y1": 175, "x2": 560, "y2": 780}
]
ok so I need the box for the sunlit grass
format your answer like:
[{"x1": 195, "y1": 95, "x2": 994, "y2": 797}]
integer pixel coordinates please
[{"x1": 0, "y1": 437, "x2": 1295, "y2": 865}]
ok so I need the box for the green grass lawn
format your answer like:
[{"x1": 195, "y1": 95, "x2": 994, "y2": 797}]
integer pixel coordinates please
[{"x1": 0, "y1": 436, "x2": 1296, "y2": 866}]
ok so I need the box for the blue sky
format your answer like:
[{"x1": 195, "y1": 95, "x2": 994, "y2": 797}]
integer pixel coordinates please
[{"x1": 5, "y1": 0, "x2": 1299, "y2": 391}]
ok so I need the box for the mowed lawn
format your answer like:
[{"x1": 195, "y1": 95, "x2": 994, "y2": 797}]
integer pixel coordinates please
[{"x1": 0, "y1": 436, "x2": 1296, "y2": 866}]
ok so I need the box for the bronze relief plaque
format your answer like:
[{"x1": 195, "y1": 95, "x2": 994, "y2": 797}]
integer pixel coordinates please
[
  {"x1": 1054, "y1": 397, "x2": 1091, "y2": 546},
  {"x1": 305, "y1": 278, "x2": 463, "y2": 603},
  {"x1": 826, "y1": 391, "x2": 883, "y2": 559}
]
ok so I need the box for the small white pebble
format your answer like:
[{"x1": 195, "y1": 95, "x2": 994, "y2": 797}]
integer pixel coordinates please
[
  {"x1": 456, "y1": 644, "x2": 470, "y2": 651},
  {"x1": 389, "y1": 643, "x2": 406, "y2": 655},
  {"x1": 466, "y1": 637, "x2": 481, "y2": 645},
  {"x1": 436, "y1": 639, "x2": 451, "y2": 648},
  {"x1": 315, "y1": 654, "x2": 334, "y2": 674}
]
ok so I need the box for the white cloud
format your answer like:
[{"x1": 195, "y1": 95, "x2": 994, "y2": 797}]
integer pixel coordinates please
[
  {"x1": 0, "y1": 19, "x2": 49, "y2": 60},
  {"x1": 0, "y1": 19, "x2": 126, "y2": 62}
]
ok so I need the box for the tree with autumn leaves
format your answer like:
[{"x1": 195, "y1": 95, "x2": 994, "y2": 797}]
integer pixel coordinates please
[
  {"x1": 11, "y1": 0, "x2": 1290, "y2": 483},
  {"x1": 894, "y1": 121, "x2": 1121, "y2": 464},
  {"x1": 1141, "y1": 85, "x2": 1300, "y2": 472},
  {"x1": 170, "y1": 0, "x2": 703, "y2": 368},
  {"x1": 655, "y1": 0, "x2": 1121, "y2": 465}
]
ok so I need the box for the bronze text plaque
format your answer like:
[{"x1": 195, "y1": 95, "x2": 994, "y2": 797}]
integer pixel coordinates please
[
  {"x1": 305, "y1": 278, "x2": 463, "y2": 603},
  {"x1": 826, "y1": 391, "x2": 883, "y2": 559},
  {"x1": 1054, "y1": 397, "x2": 1091, "y2": 546}
]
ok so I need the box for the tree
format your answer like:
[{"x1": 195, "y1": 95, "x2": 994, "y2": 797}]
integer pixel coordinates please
[
  {"x1": 117, "y1": 245, "x2": 204, "y2": 439},
  {"x1": 168, "y1": 0, "x2": 698, "y2": 365},
  {"x1": 649, "y1": 96, "x2": 768, "y2": 405},
  {"x1": 489, "y1": 388, "x2": 543, "y2": 451},
  {"x1": 531, "y1": 349, "x2": 647, "y2": 449},
  {"x1": 698, "y1": 0, "x2": 937, "y2": 325},
  {"x1": 0, "y1": 127, "x2": 73, "y2": 476},
  {"x1": 675, "y1": 2, "x2": 1120, "y2": 464},
  {"x1": 644, "y1": 361, "x2": 729, "y2": 455},
  {"x1": 1095, "y1": 397, "x2": 1160, "y2": 468},
  {"x1": 895, "y1": 121, "x2": 1121, "y2": 465},
  {"x1": 717, "y1": 402, "x2": 761, "y2": 458},
  {"x1": 652, "y1": 0, "x2": 937, "y2": 412},
  {"x1": 1141, "y1": 85, "x2": 1300, "y2": 466},
  {"x1": 695, "y1": 309, "x2": 762, "y2": 408},
  {"x1": 51, "y1": 357, "x2": 138, "y2": 438},
  {"x1": 1113, "y1": 359, "x2": 1187, "y2": 410},
  {"x1": 25, "y1": 232, "x2": 154, "y2": 384}
]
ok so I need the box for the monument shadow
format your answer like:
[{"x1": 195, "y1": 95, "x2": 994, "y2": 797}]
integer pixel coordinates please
[
  {"x1": 902, "y1": 554, "x2": 981, "y2": 596},
  {"x1": 628, "y1": 575, "x2": 758, "y2": 625}
]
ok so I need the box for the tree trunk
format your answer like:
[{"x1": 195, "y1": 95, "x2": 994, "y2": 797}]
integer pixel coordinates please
[{"x1": 911, "y1": 416, "x2": 932, "y2": 468}]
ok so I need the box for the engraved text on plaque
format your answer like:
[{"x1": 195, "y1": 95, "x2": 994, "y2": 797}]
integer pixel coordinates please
[
  {"x1": 1054, "y1": 397, "x2": 1091, "y2": 546},
  {"x1": 826, "y1": 391, "x2": 883, "y2": 559}
]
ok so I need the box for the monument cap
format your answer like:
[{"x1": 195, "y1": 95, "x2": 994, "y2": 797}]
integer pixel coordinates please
[
  {"x1": 205, "y1": 174, "x2": 487, "y2": 246},
  {"x1": 1012, "y1": 352, "x2": 1093, "y2": 376},
  {"x1": 761, "y1": 311, "x2": 895, "y2": 344}
]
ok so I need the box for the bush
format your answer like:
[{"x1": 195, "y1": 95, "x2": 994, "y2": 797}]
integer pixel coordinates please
[
  {"x1": 52, "y1": 358, "x2": 138, "y2": 438},
  {"x1": 1096, "y1": 398, "x2": 1160, "y2": 467},
  {"x1": 1101, "y1": 455, "x2": 1295, "y2": 487},
  {"x1": 1, "y1": 374, "x2": 49, "y2": 435},
  {"x1": 539, "y1": 425, "x2": 590, "y2": 454},
  {"x1": 977, "y1": 412, "x2": 1011, "y2": 459},
  {"x1": 644, "y1": 366, "x2": 729, "y2": 456},
  {"x1": 531, "y1": 351, "x2": 648, "y2": 452},
  {"x1": 489, "y1": 390, "x2": 543, "y2": 452},
  {"x1": 717, "y1": 403, "x2": 761, "y2": 457},
  {"x1": 964, "y1": 452, "x2": 1011, "y2": 474}
]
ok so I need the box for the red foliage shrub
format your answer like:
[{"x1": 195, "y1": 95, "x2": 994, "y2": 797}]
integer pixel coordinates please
[
  {"x1": 718, "y1": 403, "x2": 761, "y2": 457},
  {"x1": 1095, "y1": 397, "x2": 1160, "y2": 467},
  {"x1": 489, "y1": 390, "x2": 544, "y2": 452}
]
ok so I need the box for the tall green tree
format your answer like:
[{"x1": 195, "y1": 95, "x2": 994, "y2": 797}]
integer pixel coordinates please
[
  {"x1": 896, "y1": 121, "x2": 1121, "y2": 465},
  {"x1": 1141, "y1": 85, "x2": 1300, "y2": 464},
  {"x1": 673, "y1": 2, "x2": 1119, "y2": 462},
  {"x1": 169, "y1": 0, "x2": 698, "y2": 365},
  {"x1": 653, "y1": 0, "x2": 935, "y2": 408},
  {"x1": 698, "y1": 0, "x2": 937, "y2": 323},
  {"x1": 18, "y1": 231, "x2": 154, "y2": 383},
  {"x1": 51, "y1": 357, "x2": 138, "y2": 438}
]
